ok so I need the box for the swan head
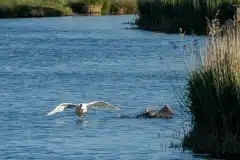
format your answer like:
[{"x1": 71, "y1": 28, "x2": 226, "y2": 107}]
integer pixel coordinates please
[
  {"x1": 144, "y1": 109, "x2": 150, "y2": 114},
  {"x1": 79, "y1": 104, "x2": 87, "y2": 113}
]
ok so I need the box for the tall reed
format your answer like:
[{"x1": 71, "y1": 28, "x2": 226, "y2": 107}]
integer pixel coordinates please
[
  {"x1": 182, "y1": 18, "x2": 240, "y2": 157},
  {"x1": 136, "y1": 0, "x2": 239, "y2": 34}
]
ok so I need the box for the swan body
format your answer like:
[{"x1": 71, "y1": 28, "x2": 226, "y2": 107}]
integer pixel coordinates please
[{"x1": 47, "y1": 101, "x2": 120, "y2": 117}]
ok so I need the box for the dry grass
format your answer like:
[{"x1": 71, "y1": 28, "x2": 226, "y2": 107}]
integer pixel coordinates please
[{"x1": 182, "y1": 18, "x2": 240, "y2": 158}]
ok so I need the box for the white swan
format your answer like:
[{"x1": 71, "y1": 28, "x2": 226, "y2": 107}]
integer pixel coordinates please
[{"x1": 47, "y1": 101, "x2": 120, "y2": 117}]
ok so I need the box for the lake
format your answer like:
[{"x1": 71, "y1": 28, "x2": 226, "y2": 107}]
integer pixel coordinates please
[{"x1": 0, "y1": 15, "x2": 206, "y2": 159}]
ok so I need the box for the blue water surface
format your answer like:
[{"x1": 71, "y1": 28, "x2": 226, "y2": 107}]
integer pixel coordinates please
[{"x1": 0, "y1": 15, "x2": 206, "y2": 159}]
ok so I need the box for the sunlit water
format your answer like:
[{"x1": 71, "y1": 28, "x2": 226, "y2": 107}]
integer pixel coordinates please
[{"x1": 0, "y1": 15, "x2": 206, "y2": 159}]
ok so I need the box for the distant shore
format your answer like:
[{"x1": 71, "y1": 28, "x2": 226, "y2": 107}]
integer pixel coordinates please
[
  {"x1": 0, "y1": 12, "x2": 135, "y2": 19},
  {"x1": 0, "y1": 0, "x2": 136, "y2": 19}
]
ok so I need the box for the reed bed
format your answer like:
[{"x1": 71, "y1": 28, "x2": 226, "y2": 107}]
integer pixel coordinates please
[
  {"x1": 136, "y1": 0, "x2": 240, "y2": 34},
  {"x1": 181, "y1": 19, "x2": 240, "y2": 158}
]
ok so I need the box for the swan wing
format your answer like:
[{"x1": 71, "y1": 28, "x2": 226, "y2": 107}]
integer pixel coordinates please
[
  {"x1": 47, "y1": 103, "x2": 78, "y2": 116},
  {"x1": 84, "y1": 101, "x2": 120, "y2": 110}
]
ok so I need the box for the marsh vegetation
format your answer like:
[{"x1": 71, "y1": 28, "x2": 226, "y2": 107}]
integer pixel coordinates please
[
  {"x1": 180, "y1": 18, "x2": 240, "y2": 158},
  {"x1": 0, "y1": 0, "x2": 137, "y2": 18},
  {"x1": 135, "y1": 0, "x2": 240, "y2": 34},
  {"x1": 69, "y1": 0, "x2": 136, "y2": 15},
  {"x1": 0, "y1": 0, "x2": 73, "y2": 18}
]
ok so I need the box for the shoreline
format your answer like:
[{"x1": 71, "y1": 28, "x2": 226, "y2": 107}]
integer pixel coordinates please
[
  {"x1": 0, "y1": 0, "x2": 136, "y2": 19},
  {"x1": 0, "y1": 12, "x2": 134, "y2": 19}
]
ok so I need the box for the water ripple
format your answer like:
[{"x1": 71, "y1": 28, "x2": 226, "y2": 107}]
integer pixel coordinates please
[{"x1": 0, "y1": 15, "x2": 205, "y2": 159}]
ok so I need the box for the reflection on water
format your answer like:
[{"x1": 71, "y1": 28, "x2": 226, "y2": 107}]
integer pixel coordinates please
[{"x1": 76, "y1": 119, "x2": 88, "y2": 125}]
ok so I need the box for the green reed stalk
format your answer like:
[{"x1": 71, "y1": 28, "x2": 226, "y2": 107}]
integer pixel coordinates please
[
  {"x1": 136, "y1": 0, "x2": 240, "y2": 34},
  {"x1": 182, "y1": 18, "x2": 240, "y2": 157}
]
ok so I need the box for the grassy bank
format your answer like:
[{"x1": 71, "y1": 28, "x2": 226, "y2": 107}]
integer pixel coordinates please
[
  {"x1": 135, "y1": 0, "x2": 240, "y2": 35},
  {"x1": 69, "y1": 0, "x2": 136, "y2": 15},
  {"x1": 0, "y1": 0, "x2": 136, "y2": 18},
  {"x1": 181, "y1": 19, "x2": 240, "y2": 158},
  {"x1": 0, "y1": 0, "x2": 73, "y2": 18}
]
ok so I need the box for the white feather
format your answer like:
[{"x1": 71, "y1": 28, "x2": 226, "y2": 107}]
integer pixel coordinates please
[
  {"x1": 46, "y1": 103, "x2": 78, "y2": 116},
  {"x1": 85, "y1": 101, "x2": 120, "y2": 110},
  {"x1": 46, "y1": 101, "x2": 120, "y2": 117}
]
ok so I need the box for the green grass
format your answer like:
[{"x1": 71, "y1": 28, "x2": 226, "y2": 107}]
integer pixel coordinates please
[
  {"x1": 181, "y1": 19, "x2": 240, "y2": 157},
  {"x1": 136, "y1": 0, "x2": 240, "y2": 34},
  {"x1": 0, "y1": 0, "x2": 136, "y2": 17},
  {"x1": 0, "y1": 0, "x2": 73, "y2": 18}
]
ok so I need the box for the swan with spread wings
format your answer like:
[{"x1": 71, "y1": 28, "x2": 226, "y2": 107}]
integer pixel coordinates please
[{"x1": 47, "y1": 101, "x2": 120, "y2": 117}]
